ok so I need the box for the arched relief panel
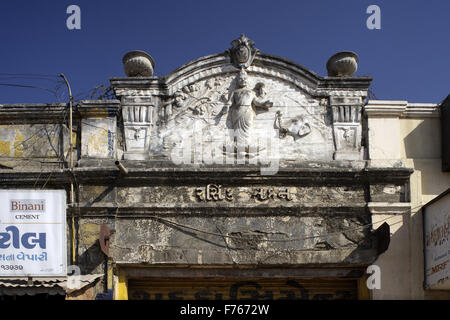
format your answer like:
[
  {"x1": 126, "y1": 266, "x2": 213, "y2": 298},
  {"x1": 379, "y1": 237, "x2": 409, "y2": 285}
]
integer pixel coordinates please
[
  {"x1": 163, "y1": 54, "x2": 320, "y2": 97},
  {"x1": 112, "y1": 35, "x2": 371, "y2": 163},
  {"x1": 154, "y1": 64, "x2": 334, "y2": 163}
]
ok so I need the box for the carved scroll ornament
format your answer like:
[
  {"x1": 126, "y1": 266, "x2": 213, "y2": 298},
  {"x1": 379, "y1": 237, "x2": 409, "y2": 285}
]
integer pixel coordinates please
[{"x1": 226, "y1": 34, "x2": 259, "y2": 70}]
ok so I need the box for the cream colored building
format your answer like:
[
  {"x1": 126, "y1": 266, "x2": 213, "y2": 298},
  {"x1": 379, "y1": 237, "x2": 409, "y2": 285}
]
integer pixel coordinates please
[{"x1": 365, "y1": 99, "x2": 450, "y2": 299}]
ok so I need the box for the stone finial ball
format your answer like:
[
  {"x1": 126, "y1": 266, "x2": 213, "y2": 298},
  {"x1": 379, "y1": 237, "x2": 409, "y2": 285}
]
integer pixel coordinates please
[
  {"x1": 326, "y1": 51, "x2": 359, "y2": 77},
  {"x1": 122, "y1": 50, "x2": 155, "y2": 77}
]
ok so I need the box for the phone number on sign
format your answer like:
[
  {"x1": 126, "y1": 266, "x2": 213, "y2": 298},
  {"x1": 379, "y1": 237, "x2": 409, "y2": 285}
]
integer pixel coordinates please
[{"x1": 1, "y1": 264, "x2": 23, "y2": 270}]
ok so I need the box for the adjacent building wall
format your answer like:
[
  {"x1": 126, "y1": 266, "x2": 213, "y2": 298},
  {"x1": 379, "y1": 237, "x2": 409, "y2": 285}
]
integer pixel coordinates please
[{"x1": 366, "y1": 100, "x2": 450, "y2": 299}]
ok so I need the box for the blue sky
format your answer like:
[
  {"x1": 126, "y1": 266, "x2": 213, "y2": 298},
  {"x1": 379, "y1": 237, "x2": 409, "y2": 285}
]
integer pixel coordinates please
[{"x1": 0, "y1": 0, "x2": 448, "y2": 104}]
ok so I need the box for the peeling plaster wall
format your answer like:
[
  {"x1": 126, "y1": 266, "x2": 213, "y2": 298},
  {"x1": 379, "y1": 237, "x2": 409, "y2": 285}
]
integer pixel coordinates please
[
  {"x1": 108, "y1": 215, "x2": 374, "y2": 266},
  {"x1": 81, "y1": 117, "x2": 116, "y2": 159},
  {"x1": 71, "y1": 164, "x2": 409, "y2": 275},
  {"x1": 0, "y1": 123, "x2": 70, "y2": 167}
]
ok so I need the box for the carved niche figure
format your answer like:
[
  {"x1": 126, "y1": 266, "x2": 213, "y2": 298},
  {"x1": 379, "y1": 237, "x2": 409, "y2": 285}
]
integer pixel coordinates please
[{"x1": 225, "y1": 70, "x2": 273, "y2": 144}]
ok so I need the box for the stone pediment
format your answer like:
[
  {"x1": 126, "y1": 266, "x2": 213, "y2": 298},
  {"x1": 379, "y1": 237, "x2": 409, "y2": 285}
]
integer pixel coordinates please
[{"x1": 111, "y1": 35, "x2": 372, "y2": 168}]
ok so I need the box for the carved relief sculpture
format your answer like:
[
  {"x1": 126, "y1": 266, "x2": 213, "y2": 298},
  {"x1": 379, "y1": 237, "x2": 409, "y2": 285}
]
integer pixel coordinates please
[
  {"x1": 225, "y1": 70, "x2": 273, "y2": 149},
  {"x1": 226, "y1": 34, "x2": 259, "y2": 70},
  {"x1": 275, "y1": 111, "x2": 311, "y2": 141},
  {"x1": 122, "y1": 104, "x2": 153, "y2": 160},
  {"x1": 118, "y1": 35, "x2": 344, "y2": 163},
  {"x1": 329, "y1": 96, "x2": 363, "y2": 160}
]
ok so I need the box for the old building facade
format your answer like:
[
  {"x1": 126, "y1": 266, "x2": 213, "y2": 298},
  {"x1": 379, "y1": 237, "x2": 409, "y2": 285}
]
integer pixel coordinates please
[{"x1": 0, "y1": 35, "x2": 448, "y2": 300}]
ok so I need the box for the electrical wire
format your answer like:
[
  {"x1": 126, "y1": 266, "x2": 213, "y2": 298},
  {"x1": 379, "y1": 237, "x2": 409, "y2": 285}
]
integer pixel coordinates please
[
  {"x1": 0, "y1": 108, "x2": 69, "y2": 183},
  {"x1": 0, "y1": 73, "x2": 69, "y2": 103},
  {"x1": 40, "y1": 170, "x2": 54, "y2": 189},
  {"x1": 33, "y1": 163, "x2": 44, "y2": 188},
  {"x1": 0, "y1": 83, "x2": 57, "y2": 95},
  {"x1": 0, "y1": 109, "x2": 68, "y2": 162},
  {"x1": 0, "y1": 73, "x2": 59, "y2": 78},
  {"x1": 72, "y1": 83, "x2": 114, "y2": 101},
  {"x1": 136, "y1": 204, "x2": 423, "y2": 244}
]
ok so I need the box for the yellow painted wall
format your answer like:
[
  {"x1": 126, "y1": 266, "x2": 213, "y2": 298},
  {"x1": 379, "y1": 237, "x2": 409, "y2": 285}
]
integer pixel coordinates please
[{"x1": 368, "y1": 101, "x2": 450, "y2": 299}]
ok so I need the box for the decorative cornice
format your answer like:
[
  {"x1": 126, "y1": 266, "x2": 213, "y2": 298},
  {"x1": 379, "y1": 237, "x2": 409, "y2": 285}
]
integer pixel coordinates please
[
  {"x1": 0, "y1": 161, "x2": 413, "y2": 185},
  {"x1": 77, "y1": 99, "x2": 121, "y2": 117},
  {"x1": 0, "y1": 103, "x2": 67, "y2": 123},
  {"x1": 73, "y1": 202, "x2": 368, "y2": 217},
  {"x1": 404, "y1": 103, "x2": 440, "y2": 118},
  {"x1": 0, "y1": 100, "x2": 123, "y2": 123},
  {"x1": 110, "y1": 52, "x2": 372, "y2": 98},
  {"x1": 367, "y1": 202, "x2": 411, "y2": 215},
  {"x1": 365, "y1": 100, "x2": 439, "y2": 118},
  {"x1": 364, "y1": 100, "x2": 407, "y2": 116},
  {"x1": 110, "y1": 77, "x2": 160, "y2": 89}
]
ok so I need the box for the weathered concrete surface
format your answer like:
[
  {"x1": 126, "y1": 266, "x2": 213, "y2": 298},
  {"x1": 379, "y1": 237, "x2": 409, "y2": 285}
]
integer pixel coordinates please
[
  {"x1": 370, "y1": 184, "x2": 406, "y2": 202},
  {"x1": 65, "y1": 159, "x2": 412, "y2": 274},
  {"x1": 68, "y1": 162, "x2": 409, "y2": 273},
  {"x1": 78, "y1": 100, "x2": 120, "y2": 159},
  {"x1": 107, "y1": 215, "x2": 374, "y2": 266}
]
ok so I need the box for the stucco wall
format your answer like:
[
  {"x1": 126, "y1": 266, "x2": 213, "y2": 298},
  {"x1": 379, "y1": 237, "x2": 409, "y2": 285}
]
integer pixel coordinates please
[{"x1": 366, "y1": 100, "x2": 450, "y2": 299}]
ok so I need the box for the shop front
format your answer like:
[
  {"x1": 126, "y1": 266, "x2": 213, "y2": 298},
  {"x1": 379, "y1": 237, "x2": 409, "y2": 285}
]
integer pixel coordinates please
[{"x1": 123, "y1": 267, "x2": 365, "y2": 300}]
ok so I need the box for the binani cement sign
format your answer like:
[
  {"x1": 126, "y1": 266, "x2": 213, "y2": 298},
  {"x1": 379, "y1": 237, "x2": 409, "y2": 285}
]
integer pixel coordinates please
[
  {"x1": 424, "y1": 189, "x2": 450, "y2": 290},
  {"x1": 0, "y1": 190, "x2": 66, "y2": 277}
]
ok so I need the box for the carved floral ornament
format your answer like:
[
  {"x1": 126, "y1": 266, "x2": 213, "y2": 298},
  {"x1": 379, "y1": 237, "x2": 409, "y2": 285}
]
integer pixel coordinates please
[
  {"x1": 164, "y1": 71, "x2": 313, "y2": 144},
  {"x1": 226, "y1": 34, "x2": 259, "y2": 70}
]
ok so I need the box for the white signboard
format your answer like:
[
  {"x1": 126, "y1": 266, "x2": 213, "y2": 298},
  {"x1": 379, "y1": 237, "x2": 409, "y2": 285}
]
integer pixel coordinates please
[
  {"x1": 0, "y1": 190, "x2": 66, "y2": 277},
  {"x1": 424, "y1": 190, "x2": 450, "y2": 290}
]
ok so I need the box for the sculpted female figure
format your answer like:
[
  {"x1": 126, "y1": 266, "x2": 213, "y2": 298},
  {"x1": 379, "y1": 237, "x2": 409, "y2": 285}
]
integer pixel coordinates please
[{"x1": 226, "y1": 70, "x2": 273, "y2": 145}]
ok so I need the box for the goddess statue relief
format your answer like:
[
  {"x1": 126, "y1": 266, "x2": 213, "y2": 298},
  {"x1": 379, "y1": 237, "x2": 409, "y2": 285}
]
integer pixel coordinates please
[{"x1": 225, "y1": 70, "x2": 273, "y2": 144}]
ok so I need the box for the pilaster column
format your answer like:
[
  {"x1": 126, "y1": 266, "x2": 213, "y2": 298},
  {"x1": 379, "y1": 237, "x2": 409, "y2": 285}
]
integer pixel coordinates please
[{"x1": 329, "y1": 95, "x2": 364, "y2": 160}]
